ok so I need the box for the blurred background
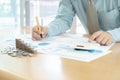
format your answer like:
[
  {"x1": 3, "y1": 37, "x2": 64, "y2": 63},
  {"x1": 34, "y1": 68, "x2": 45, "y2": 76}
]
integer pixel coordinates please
[{"x1": 0, "y1": 0, "x2": 86, "y2": 39}]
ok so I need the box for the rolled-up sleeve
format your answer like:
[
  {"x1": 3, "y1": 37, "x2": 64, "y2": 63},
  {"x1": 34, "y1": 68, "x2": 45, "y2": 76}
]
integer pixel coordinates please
[
  {"x1": 107, "y1": 28, "x2": 120, "y2": 42},
  {"x1": 47, "y1": 0, "x2": 75, "y2": 37}
]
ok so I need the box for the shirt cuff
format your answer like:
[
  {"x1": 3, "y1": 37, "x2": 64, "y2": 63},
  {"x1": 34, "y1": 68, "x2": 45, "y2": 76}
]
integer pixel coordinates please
[
  {"x1": 107, "y1": 29, "x2": 120, "y2": 42},
  {"x1": 46, "y1": 24, "x2": 57, "y2": 37}
]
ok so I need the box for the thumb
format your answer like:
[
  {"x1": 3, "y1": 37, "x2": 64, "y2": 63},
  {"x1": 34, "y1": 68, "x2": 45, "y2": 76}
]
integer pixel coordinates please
[{"x1": 89, "y1": 31, "x2": 103, "y2": 42}]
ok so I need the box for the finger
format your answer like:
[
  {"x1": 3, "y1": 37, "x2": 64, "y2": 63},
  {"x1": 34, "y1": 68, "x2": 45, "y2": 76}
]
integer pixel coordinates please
[
  {"x1": 101, "y1": 37, "x2": 108, "y2": 45},
  {"x1": 32, "y1": 38, "x2": 36, "y2": 41},
  {"x1": 96, "y1": 34, "x2": 105, "y2": 43},
  {"x1": 32, "y1": 26, "x2": 40, "y2": 34},
  {"x1": 32, "y1": 32, "x2": 41, "y2": 40},
  {"x1": 41, "y1": 27, "x2": 48, "y2": 38},
  {"x1": 41, "y1": 32, "x2": 46, "y2": 38},
  {"x1": 89, "y1": 31, "x2": 103, "y2": 42},
  {"x1": 106, "y1": 39, "x2": 113, "y2": 46}
]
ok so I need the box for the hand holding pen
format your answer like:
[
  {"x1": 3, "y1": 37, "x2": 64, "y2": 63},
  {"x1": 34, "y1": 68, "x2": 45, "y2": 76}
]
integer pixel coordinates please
[
  {"x1": 32, "y1": 16, "x2": 48, "y2": 41},
  {"x1": 35, "y1": 16, "x2": 43, "y2": 38}
]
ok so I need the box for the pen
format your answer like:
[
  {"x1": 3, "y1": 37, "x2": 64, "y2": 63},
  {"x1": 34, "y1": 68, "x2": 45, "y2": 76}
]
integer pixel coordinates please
[
  {"x1": 74, "y1": 48, "x2": 102, "y2": 53},
  {"x1": 74, "y1": 45, "x2": 102, "y2": 53},
  {"x1": 35, "y1": 16, "x2": 43, "y2": 38}
]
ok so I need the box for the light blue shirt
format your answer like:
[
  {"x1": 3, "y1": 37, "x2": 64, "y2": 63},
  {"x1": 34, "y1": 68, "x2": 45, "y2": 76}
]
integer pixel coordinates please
[{"x1": 47, "y1": 0, "x2": 120, "y2": 42}]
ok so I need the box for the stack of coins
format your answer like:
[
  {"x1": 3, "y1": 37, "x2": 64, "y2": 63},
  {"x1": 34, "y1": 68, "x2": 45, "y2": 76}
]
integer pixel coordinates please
[{"x1": 0, "y1": 46, "x2": 34, "y2": 57}]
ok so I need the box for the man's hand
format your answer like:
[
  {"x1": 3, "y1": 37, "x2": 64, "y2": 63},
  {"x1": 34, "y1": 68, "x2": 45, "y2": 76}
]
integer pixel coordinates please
[
  {"x1": 89, "y1": 31, "x2": 114, "y2": 45},
  {"x1": 32, "y1": 26, "x2": 48, "y2": 41}
]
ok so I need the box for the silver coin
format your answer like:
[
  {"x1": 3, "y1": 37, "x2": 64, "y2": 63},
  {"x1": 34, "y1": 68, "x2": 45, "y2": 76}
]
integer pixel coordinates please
[
  {"x1": 7, "y1": 51, "x2": 13, "y2": 54},
  {"x1": 8, "y1": 52, "x2": 17, "y2": 57},
  {"x1": 13, "y1": 49, "x2": 18, "y2": 53},
  {"x1": 28, "y1": 53, "x2": 34, "y2": 57},
  {"x1": 22, "y1": 52, "x2": 29, "y2": 56}
]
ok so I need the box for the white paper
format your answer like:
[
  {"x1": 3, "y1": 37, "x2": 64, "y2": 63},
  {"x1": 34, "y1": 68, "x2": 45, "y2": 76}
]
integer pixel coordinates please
[
  {"x1": 0, "y1": 33, "x2": 114, "y2": 62},
  {"x1": 18, "y1": 33, "x2": 114, "y2": 62}
]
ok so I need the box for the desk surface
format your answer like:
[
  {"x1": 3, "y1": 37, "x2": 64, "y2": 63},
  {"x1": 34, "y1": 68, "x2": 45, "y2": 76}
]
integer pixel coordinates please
[{"x1": 0, "y1": 27, "x2": 120, "y2": 80}]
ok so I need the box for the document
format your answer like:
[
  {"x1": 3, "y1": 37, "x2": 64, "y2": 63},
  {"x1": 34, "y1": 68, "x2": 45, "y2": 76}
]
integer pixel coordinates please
[
  {"x1": 0, "y1": 33, "x2": 114, "y2": 62},
  {"x1": 19, "y1": 33, "x2": 113, "y2": 62}
]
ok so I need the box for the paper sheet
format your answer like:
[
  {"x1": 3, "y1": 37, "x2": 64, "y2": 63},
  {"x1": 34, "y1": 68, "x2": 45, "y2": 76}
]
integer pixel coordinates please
[
  {"x1": 18, "y1": 33, "x2": 113, "y2": 62},
  {"x1": 0, "y1": 33, "x2": 114, "y2": 62}
]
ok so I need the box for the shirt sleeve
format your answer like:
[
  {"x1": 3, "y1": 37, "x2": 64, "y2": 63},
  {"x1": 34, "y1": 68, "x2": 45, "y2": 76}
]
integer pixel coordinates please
[
  {"x1": 47, "y1": 0, "x2": 75, "y2": 37},
  {"x1": 107, "y1": 28, "x2": 120, "y2": 42}
]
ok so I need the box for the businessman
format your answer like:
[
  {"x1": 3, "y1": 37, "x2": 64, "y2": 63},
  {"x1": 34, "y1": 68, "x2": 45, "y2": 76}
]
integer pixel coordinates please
[{"x1": 32, "y1": 0, "x2": 120, "y2": 45}]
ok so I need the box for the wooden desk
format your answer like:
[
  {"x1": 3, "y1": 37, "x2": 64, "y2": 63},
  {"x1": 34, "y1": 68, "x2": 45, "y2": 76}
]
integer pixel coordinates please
[{"x1": 0, "y1": 27, "x2": 120, "y2": 80}]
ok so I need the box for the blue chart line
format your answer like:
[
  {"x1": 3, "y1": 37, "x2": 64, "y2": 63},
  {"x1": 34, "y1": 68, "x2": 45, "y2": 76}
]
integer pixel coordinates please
[
  {"x1": 88, "y1": 50, "x2": 102, "y2": 53},
  {"x1": 38, "y1": 42, "x2": 50, "y2": 46},
  {"x1": 74, "y1": 48, "x2": 102, "y2": 53}
]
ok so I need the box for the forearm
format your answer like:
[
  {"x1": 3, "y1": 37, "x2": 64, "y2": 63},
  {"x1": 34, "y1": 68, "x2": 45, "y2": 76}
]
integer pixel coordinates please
[
  {"x1": 46, "y1": 0, "x2": 75, "y2": 37},
  {"x1": 47, "y1": 19, "x2": 71, "y2": 36}
]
